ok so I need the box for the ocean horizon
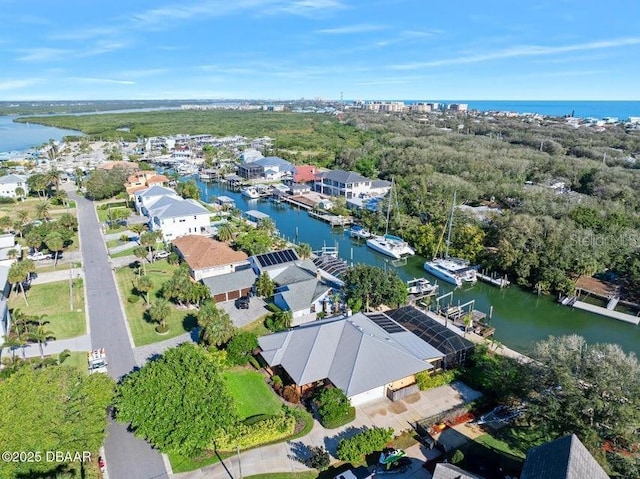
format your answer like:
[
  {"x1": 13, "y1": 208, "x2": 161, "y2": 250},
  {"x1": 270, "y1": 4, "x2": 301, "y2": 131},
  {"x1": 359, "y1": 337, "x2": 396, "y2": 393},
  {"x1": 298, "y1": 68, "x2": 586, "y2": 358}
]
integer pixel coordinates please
[{"x1": 394, "y1": 100, "x2": 640, "y2": 120}]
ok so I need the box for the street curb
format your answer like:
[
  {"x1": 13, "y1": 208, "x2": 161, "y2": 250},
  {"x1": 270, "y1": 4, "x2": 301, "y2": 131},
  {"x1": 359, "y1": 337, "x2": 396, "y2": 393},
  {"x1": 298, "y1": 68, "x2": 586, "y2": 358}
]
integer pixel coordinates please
[
  {"x1": 74, "y1": 192, "x2": 91, "y2": 339},
  {"x1": 99, "y1": 446, "x2": 109, "y2": 479},
  {"x1": 162, "y1": 453, "x2": 173, "y2": 475}
]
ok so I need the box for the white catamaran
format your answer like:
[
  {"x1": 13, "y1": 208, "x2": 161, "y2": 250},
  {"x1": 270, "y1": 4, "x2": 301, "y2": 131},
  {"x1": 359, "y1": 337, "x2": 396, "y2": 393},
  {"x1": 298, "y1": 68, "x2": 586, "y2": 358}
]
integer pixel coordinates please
[
  {"x1": 366, "y1": 180, "x2": 415, "y2": 259},
  {"x1": 423, "y1": 192, "x2": 477, "y2": 287}
]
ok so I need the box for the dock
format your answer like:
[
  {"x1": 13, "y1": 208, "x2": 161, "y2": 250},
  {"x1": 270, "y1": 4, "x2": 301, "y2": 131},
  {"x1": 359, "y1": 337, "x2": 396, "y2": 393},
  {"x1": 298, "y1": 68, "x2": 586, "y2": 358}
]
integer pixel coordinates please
[
  {"x1": 477, "y1": 270, "x2": 510, "y2": 288},
  {"x1": 571, "y1": 300, "x2": 640, "y2": 325},
  {"x1": 308, "y1": 211, "x2": 353, "y2": 226}
]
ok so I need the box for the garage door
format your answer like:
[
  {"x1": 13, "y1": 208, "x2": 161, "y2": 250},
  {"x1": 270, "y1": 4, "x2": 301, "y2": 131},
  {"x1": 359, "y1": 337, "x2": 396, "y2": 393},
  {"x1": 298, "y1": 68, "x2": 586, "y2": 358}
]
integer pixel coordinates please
[{"x1": 349, "y1": 385, "x2": 386, "y2": 407}]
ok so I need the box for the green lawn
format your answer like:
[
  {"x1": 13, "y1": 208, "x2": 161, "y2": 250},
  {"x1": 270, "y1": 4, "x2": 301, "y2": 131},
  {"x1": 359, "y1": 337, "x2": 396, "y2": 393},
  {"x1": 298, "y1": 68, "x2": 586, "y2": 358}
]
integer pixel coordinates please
[
  {"x1": 33, "y1": 261, "x2": 82, "y2": 273},
  {"x1": 61, "y1": 351, "x2": 89, "y2": 375},
  {"x1": 473, "y1": 425, "x2": 550, "y2": 460},
  {"x1": 241, "y1": 316, "x2": 271, "y2": 337},
  {"x1": 9, "y1": 279, "x2": 86, "y2": 339},
  {"x1": 222, "y1": 369, "x2": 283, "y2": 420},
  {"x1": 115, "y1": 262, "x2": 197, "y2": 346}
]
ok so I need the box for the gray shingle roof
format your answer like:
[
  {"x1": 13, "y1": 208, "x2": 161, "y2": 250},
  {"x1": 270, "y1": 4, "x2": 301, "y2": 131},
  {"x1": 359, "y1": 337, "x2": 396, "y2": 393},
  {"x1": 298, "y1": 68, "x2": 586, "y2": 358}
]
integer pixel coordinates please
[
  {"x1": 316, "y1": 169, "x2": 370, "y2": 184},
  {"x1": 149, "y1": 197, "x2": 209, "y2": 219},
  {"x1": 201, "y1": 268, "x2": 256, "y2": 296},
  {"x1": 258, "y1": 313, "x2": 435, "y2": 397},
  {"x1": 254, "y1": 156, "x2": 295, "y2": 171},
  {"x1": 137, "y1": 185, "x2": 177, "y2": 197},
  {"x1": 521, "y1": 434, "x2": 609, "y2": 479},
  {"x1": 276, "y1": 278, "x2": 332, "y2": 313},
  {"x1": 433, "y1": 463, "x2": 484, "y2": 479},
  {"x1": 0, "y1": 174, "x2": 27, "y2": 184}
]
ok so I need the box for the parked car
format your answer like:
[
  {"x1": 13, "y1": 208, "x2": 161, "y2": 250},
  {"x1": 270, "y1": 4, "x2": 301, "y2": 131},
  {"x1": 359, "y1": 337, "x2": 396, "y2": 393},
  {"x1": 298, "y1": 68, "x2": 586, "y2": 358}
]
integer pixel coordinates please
[
  {"x1": 235, "y1": 296, "x2": 250, "y2": 309},
  {"x1": 154, "y1": 250, "x2": 170, "y2": 259},
  {"x1": 27, "y1": 251, "x2": 52, "y2": 261}
]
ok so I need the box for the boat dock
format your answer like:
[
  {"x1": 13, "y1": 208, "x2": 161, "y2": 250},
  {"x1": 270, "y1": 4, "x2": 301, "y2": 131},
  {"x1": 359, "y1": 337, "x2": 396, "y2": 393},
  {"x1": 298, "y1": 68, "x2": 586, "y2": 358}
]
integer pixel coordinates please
[
  {"x1": 477, "y1": 270, "x2": 510, "y2": 288},
  {"x1": 561, "y1": 297, "x2": 640, "y2": 325},
  {"x1": 308, "y1": 211, "x2": 353, "y2": 226}
]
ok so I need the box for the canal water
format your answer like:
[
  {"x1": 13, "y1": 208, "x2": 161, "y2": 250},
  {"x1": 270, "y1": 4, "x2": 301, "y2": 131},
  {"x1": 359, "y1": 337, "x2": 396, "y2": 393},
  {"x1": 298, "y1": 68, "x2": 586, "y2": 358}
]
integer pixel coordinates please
[
  {"x1": 0, "y1": 115, "x2": 81, "y2": 157},
  {"x1": 195, "y1": 177, "x2": 640, "y2": 357}
]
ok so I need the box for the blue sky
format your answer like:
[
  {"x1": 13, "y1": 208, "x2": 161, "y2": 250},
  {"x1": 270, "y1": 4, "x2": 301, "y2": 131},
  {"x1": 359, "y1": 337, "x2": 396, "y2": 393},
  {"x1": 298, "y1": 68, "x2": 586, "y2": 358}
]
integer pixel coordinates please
[{"x1": 1, "y1": 0, "x2": 639, "y2": 100}]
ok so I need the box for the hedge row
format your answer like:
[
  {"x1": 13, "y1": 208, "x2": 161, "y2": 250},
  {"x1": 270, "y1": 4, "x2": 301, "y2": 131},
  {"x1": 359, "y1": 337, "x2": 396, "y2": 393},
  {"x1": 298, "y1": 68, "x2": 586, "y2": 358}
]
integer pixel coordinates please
[
  {"x1": 214, "y1": 412, "x2": 296, "y2": 450},
  {"x1": 336, "y1": 427, "x2": 394, "y2": 463}
]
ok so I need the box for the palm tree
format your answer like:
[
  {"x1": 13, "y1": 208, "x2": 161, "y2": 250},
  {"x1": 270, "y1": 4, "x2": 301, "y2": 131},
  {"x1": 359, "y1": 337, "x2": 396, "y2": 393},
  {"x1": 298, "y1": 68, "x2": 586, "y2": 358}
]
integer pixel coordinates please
[
  {"x1": 140, "y1": 230, "x2": 160, "y2": 262},
  {"x1": 217, "y1": 223, "x2": 235, "y2": 243},
  {"x1": 17, "y1": 209, "x2": 30, "y2": 226},
  {"x1": 295, "y1": 243, "x2": 312, "y2": 259},
  {"x1": 14, "y1": 186, "x2": 25, "y2": 201},
  {"x1": 44, "y1": 232, "x2": 64, "y2": 267},
  {"x1": 133, "y1": 246, "x2": 149, "y2": 275},
  {"x1": 149, "y1": 298, "x2": 171, "y2": 332},
  {"x1": 35, "y1": 200, "x2": 51, "y2": 222},
  {"x1": 130, "y1": 223, "x2": 148, "y2": 244},
  {"x1": 6, "y1": 249, "x2": 18, "y2": 260},
  {"x1": 29, "y1": 325, "x2": 56, "y2": 358},
  {"x1": 55, "y1": 189, "x2": 68, "y2": 208},
  {"x1": 2, "y1": 334, "x2": 22, "y2": 362},
  {"x1": 45, "y1": 167, "x2": 62, "y2": 193},
  {"x1": 136, "y1": 275, "x2": 153, "y2": 304},
  {"x1": 257, "y1": 217, "x2": 276, "y2": 236},
  {"x1": 197, "y1": 300, "x2": 235, "y2": 347},
  {"x1": 8, "y1": 262, "x2": 29, "y2": 305}
]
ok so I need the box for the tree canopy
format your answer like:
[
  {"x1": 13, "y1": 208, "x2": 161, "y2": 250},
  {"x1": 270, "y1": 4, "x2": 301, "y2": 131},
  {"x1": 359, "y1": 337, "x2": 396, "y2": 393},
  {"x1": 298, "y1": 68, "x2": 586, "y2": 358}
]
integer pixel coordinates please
[
  {"x1": 84, "y1": 167, "x2": 129, "y2": 200},
  {"x1": 114, "y1": 343, "x2": 237, "y2": 457},
  {"x1": 0, "y1": 366, "x2": 114, "y2": 478},
  {"x1": 342, "y1": 264, "x2": 407, "y2": 312}
]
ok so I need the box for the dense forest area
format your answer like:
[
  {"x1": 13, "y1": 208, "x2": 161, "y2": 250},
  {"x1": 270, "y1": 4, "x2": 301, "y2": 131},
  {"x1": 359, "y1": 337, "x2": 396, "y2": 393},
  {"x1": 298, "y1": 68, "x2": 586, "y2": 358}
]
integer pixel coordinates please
[{"x1": 18, "y1": 109, "x2": 640, "y2": 298}]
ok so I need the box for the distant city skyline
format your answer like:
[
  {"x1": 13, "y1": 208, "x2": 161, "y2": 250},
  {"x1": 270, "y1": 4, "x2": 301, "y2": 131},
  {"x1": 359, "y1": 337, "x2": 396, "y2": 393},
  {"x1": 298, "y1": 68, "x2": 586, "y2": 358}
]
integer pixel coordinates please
[{"x1": 1, "y1": 0, "x2": 639, "y2": 101}]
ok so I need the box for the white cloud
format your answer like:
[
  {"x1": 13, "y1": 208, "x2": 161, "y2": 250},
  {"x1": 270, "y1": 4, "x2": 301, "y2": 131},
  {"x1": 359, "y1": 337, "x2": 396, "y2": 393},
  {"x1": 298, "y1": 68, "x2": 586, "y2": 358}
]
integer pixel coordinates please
[
  {"x1": 74, "y1": 77, "x2": 136, "y2": 85},
  {"x1": 390, "y1": 37, "x2": 640, "y2": 70},
  {"x1": 17, "y1": 48, "x2": 71, "y2": 62},
  {"x1": 0, "y1": 78, "x2": 41, "y2": 90},
  {"x1": 118, "y1": 68, "x2": 169, "y2": 78},
  {"x1": 317, "y1": 24, "x2": 385, "y2": 35}
]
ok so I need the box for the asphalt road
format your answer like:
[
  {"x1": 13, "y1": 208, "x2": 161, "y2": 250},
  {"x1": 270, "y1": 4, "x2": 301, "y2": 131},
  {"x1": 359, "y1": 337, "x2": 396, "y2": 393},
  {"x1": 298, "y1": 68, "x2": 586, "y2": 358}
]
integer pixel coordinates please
[{"x1": 71, "y1": 191, "x2": 169, "y2": 479}]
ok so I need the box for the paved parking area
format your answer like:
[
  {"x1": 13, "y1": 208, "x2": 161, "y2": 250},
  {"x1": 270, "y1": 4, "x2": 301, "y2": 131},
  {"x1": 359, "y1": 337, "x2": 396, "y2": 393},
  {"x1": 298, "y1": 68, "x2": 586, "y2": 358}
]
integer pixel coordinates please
[{"x1": 217, "y1": 297, "x2": 269, "y2": 328}]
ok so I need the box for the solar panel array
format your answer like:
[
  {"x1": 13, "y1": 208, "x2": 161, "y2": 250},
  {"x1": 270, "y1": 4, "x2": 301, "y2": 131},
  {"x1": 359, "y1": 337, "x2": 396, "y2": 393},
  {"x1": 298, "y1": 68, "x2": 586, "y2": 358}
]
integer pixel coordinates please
[
  {"x1": 367, "y1": 312, "x2": 405, "y2": 334},
  {"x1": 255, "y1": 249, "x2": 298, "y2": 268},
  {"x1": 386, "y1": 306, "x2": 474, "y2": 369}
]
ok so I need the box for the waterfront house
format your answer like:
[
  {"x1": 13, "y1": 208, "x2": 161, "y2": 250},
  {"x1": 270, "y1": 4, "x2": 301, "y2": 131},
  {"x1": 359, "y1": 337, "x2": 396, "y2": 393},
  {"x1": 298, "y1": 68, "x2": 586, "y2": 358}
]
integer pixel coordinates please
[
  {"x1": 271, "y1": 261, "x2": 335, "y2": 324},
  {"x1": 0, "y1": 174, "x2": 28, "y2": 199},
  {"x1": 201, "y1": 268, "x2": 256, "y2": 303},
  {"x1": 289, "y1": 183, "x2": 312, "y2": 195},
  {"x1": 258, "y1": 311, "x2": 443, "y2": 405},
  {"x1": 134, "y1": 185, "x2": 180, "y2": 215},
  {"x1": 125, "y1": 171, "x2": 170, "y2": 195},
  {"x1": 240, "y1": 148, "x2": 264, "y2": 163},
  {"x1": 293, "y1": 165, "x2": 319, "y2": 183},
  {"x1": 172, "y1": 235, "x2": 249, "y2": 281},
  {"x1": 253, "y1": 156, "x2": 295, "y2": 180},
  {"x1": 147, "y1": 196, "x2": 211, "y2": 242},
  {"x1": 313, "y1": 170, "x2": 391, "y2": 199},
  {"x1": 249, "y1": 248, "x2": 300, "y2": 278},
  {"x1": 238, "y1": 163, "x2": 264, "y2": 180}
]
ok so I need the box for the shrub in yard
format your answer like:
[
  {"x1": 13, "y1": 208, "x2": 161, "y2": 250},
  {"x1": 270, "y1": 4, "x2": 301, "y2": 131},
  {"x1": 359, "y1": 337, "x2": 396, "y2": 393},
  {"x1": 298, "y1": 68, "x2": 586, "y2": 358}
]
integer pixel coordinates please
[
  {"x1": 415, "y1": 369, "x2": 459, "y2": 391},
  {"x1": 127, "y1": 294, "x2": 140, "y2": 303},
  {"x1": 336, "y1": 427, "x2": 394, "y2": 463},
  {"x1": 306, "y1": 445, "x2": 330, "y2": 470},
  {"x1": 167, "y1": 252, "x2": 179, "y2": 265},
  {"x1": 451, "y1": 449, "x2": 464, "y2": 465},
  {"x1": 120, "y1": 234, "x2": 130, "y2": 242},
  {"x1": 315, "y1": 387, "x2": 355, "y2": 428},
  {"x1": 248, "y1": 356, "x2": 261, "y2": 370},
  {"x1": 214, "y1": 410, "x2": 296, "y2": 450},
  {"x1": 282, "y1": 385, "x2": 300, "y2": 404},
  {"x1": 226, "y1": 331, "x2": 259, "y2": 365},
  {"x1": 272, "y1": 375, "x2": 283, "y2": 393}
]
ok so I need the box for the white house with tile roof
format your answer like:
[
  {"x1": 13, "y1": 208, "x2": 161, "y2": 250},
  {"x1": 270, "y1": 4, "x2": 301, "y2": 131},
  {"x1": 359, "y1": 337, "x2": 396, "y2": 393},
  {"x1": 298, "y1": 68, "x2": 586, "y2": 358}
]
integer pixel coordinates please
[{"x1": 0, "y1": 174, "x2": 28, "y2": 199}]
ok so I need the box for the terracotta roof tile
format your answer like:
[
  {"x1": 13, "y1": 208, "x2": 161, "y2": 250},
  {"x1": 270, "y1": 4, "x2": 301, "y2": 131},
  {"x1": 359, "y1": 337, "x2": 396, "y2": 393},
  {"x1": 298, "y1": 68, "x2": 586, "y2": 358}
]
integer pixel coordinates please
[{"x1": 172, "y1": 235, "x2": 248, "y2": 271}]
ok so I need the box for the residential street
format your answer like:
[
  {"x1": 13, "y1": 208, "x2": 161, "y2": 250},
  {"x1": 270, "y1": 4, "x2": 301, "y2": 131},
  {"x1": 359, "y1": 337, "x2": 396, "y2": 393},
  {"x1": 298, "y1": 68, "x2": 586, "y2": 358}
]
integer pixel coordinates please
[{"x1": 70, "y1": 190, "x2": 170, "y2": 479}]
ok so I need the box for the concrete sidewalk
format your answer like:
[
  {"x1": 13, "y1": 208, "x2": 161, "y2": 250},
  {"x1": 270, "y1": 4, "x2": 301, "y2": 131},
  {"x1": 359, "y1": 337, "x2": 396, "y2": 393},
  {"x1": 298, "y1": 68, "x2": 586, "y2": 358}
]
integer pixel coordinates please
[
  {"x1": 1, "y1": 334, "x2": 91, "y2": 360},
  {"x1": 31, "y1": 268, "x2": 84, "y2": 285}
]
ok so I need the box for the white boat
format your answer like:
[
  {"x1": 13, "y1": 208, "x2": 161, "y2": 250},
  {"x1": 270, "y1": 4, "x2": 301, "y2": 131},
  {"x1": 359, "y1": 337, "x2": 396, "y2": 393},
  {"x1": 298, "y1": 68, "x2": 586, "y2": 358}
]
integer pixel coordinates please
[
  {"x1": 407, "y1": 278, "x2": 438, "y2": 296},
  {"x1": 365, "y1": 179, "x2": 415, "y2": 259},
  {"x1": 349, "y1": 224, "x2": 372, "y2": 239},
  {"x1": 424, "y1": 258, "x2": 476, "y2": 287},
  {"x1": 367, "y1": 234, "x2": 415, "y2": 259},
  {"x1": 241, "y1": 187, "x2": 261, "y2": 199},
  {"x1": 424, "y1": 191, "x2": 477, "y2": 287}
]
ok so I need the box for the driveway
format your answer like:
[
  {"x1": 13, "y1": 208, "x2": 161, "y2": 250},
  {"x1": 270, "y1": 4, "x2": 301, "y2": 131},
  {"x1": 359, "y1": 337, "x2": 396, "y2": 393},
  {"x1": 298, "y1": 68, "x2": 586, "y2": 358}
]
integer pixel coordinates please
[
  {"x1": 69, "y1": 190, "x2": 169, "y2": 479},
  {"x1": 217, "y1": 297, "x2": 269, "y2": 328}
]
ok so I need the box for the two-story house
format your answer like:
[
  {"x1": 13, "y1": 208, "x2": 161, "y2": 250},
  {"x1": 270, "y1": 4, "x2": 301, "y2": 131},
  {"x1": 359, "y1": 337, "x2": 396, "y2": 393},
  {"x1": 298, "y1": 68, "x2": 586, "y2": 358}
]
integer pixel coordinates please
[
  {"x1": 0, "y1": 174, "x2": 28, "y2": 199},
  {"x1": 313, "y1": 170, "x2": 391, "y2": 199},
  {"x1": 134, "y1": 185, "x2": 180, "y2": 215},
  {"x1": 147, "y1": 196, "x2": 211, "y2": 242}
]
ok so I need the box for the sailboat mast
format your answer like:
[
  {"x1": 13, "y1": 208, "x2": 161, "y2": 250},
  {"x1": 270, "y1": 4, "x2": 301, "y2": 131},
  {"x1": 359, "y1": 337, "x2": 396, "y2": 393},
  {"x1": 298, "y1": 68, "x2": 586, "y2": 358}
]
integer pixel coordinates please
[
  {"x1": 385, "y1": 178, "x2": 393, "y2": 235},
  {"x1": 445, "y1": 191, "x2": 456, "y2": 258}
]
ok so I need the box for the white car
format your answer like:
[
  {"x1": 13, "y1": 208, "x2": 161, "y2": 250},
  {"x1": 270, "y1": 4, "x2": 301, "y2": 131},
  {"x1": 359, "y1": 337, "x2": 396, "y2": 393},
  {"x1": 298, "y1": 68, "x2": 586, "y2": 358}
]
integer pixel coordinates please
[
  {"x1": 154, "y1": 250, "x2": 170, "y2": 259},
  {"x1": 27, "y1": 251, "x2": 52, "y2": 261}
]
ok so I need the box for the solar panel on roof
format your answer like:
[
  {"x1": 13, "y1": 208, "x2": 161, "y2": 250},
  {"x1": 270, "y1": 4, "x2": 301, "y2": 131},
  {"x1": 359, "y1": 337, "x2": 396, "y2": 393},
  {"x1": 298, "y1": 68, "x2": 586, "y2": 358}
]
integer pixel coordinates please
[
  {"x1": 367, "y1": 313, "x2": 405, "y2": 334},
  {"x1": 255, "y1": 249, "x2": 298, "y2": 268}
]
